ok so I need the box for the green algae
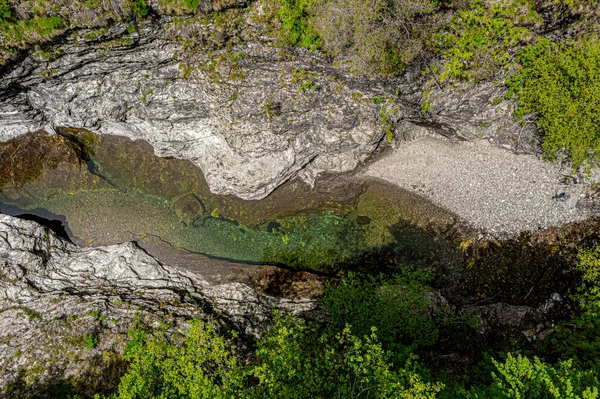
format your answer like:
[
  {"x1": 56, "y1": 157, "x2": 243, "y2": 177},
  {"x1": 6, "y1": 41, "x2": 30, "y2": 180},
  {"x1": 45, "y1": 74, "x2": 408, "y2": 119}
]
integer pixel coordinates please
[{"x1": 0, "y1": 132, "x2": 85, "y2": 190}]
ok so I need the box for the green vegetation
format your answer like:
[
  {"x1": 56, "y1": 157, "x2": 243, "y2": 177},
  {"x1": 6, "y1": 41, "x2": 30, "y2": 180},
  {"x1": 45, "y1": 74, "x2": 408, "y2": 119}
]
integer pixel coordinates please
[
  {"x1": 432, "y1": 0, "x2": 540, "y2": 84},
  {"x1": 84, "y1": 336, "x2": 98, "y2": 350},
  {"x1": 321, "y1": 271, "x2": 438, "y2": 356},
  {"x1": 0, "y1": 0, "x2": 594, "y2": 173},
  {"x1": 425, "y1": 0, "x2": 599, "y2": 170},
  {"x1": 2, "y1": 2, "x2": 600, "y2": 394},
  {"x1": 98, "y1": 273, "x2": 444, "y2": 399},
  {"x1": 263, "y1": 0, "x2": 321, "y2": 50},
  {"x1": 508, "y1": 37, "x2": 600, "y2": 171},
  {"x1": 0, "y1": 0, "x2": 149, "y2": 65},
  {"x1": 465, "y1": 354, "x2": 599, "y2": 398},
  {"x1": 158, "y1": 0, "x2": 201, "y2": 14},
  {"x1": 127, "y1": 0, "x2": 150, "y2": 18},
  {"x1": 84, "y1": 260, "x2": 600, "y2": 398},
  {"x1": 0, "y1": 0, "x2": 11, "y2": 21},
  {"x1": 310, "y1": 0, "x2": 437, "y2": 75}
]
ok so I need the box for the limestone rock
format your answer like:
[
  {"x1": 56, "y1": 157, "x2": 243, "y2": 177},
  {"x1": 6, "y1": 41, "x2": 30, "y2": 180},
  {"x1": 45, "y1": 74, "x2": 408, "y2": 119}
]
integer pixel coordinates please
[
  {"x1": 0, "y1": 214, "x2": 317, "y2": 391},
  {"x1": 0, "y1": 17, "x2": 386, "y2": 200}
]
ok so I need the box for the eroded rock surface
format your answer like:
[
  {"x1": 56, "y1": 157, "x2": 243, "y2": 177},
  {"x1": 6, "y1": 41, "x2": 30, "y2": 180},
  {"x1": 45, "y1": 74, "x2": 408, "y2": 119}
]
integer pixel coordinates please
[
  {"x1": 0, "y1": 214, "x2": 317, "y2": 391},
  {"x1": 0, "y1": 14, "x2": 388, "y2": 200}
]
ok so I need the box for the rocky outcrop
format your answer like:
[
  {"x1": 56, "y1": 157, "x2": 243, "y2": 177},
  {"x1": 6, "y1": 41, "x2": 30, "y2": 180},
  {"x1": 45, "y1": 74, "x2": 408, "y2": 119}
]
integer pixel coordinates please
[
  {"x1": 0, "y1": 214, "x2": 318, "y2": 392},
  {"x1": 0, "y1": 11, "x2": 391, "y2": 200},
  {"x1": 0, "y1": 0, "x2": 547, "y2": 205}
]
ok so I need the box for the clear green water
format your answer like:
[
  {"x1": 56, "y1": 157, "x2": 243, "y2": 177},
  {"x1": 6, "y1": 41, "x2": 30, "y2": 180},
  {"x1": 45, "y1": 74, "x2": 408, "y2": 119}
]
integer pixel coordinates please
[
  {"x1": 30, "y1": 188, "x2": 365, "y2": 270},
  {"x1": 0, "y1": 130, "x2": 462, "y2": 273}
]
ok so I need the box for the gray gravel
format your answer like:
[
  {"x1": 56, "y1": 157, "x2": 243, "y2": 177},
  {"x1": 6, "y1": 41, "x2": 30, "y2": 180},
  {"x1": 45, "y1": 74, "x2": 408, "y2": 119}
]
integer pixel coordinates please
[{"x1": 361, "y1": 137, "x2": 596, "y2": 236}]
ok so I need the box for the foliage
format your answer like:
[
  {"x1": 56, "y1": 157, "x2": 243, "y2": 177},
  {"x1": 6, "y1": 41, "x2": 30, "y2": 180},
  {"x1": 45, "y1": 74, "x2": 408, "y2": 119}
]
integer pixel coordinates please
[
  {"x1": 158, "y1": 0, "x2": 200, "y2": 14},
  {"x1": 0, "y1": 0, "x2": 10, "y2": 21},
  {"x1": 432, "y1": 0, "x2": 540, "y2": 84},
  {"x1": 107, "y1": 320, "x2": 244, "y2": 398},
  {"x1": 320, "y1": 272, "x2": 438, "y2": 356},
  {"x1": 250, "y1": 315, "x2": 444, "y2": 399},
  {"x1": 508, "y1": 36, "x2": 600, "y2": 171},
  {"x1": 126, "y1": 0, "x2": 150, "y2": 17},
  {"x1": 263, "y1": 0, "x2": 321, "y2": 50},
  {"x1": 0, "y1": 0, "x2": 147, "y2": 65},
  {"x1": 183, "y1": 0, "x2": 200, "y2": 11},
  {"x1": 310, "y1": 0, "x2": 438, "y2": 75},
  {"x1": 84, "y1": 336, "x2": 98, "y2": 350},
  {"x1": 98, "y1": 312, "x2": 442, "y2": 399},
  {"x1": 467, "y1": 354, "x2": 599, "y2": 398},
  {"x1": 547, "y1": 246, "x2": 600, "y2": 369}
]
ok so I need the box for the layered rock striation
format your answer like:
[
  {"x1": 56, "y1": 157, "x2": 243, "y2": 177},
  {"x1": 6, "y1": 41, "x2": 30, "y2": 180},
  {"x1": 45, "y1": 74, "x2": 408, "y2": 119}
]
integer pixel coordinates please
[{"x1": 0, "y1": 214, "x2": 317, "y2": 391}]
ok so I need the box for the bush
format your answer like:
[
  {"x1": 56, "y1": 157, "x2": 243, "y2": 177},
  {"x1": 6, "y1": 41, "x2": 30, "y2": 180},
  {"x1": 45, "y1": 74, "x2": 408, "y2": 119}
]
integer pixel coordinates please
[
  {"x1": 250, "y1": 315, "x2": 443, "y2": 399},
  {"x1": 320, "y1": 271, "x2": 439, "y2": 355},
  {"x1": 126, "y1": 0, "x2": 150, "y2": 17},
  {"x1": 310, "y1": 0, "x2": 438, "y2": 75},
  {"x1": 467, "y1": 354, "x2": 599, "y2": 398},
  {"x1": 101, "y1": 314, "x2": 442, "y2": 399},
  {"x1": 263, "y1": 0, "x2": 321, "y2": 50},
  {"x1": 509, "y1": 37, "x2": 600, "y2": 171},
  {"x1": 0, "y1": 0, "x2": 11, "y2": 21},
  {"x1": 108, "y1": 320, "x2": 244, "y2": 398},
  {"x1": 432, "y1": 0, "x2": 540, "y2": 83},
  {"x1": 548, "y1": 246, "x2": 600, "y2": 369}
]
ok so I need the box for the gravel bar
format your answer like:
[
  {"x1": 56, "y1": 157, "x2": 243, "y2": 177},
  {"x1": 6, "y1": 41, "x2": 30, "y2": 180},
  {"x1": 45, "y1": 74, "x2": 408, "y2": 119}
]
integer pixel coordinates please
[{"x1": 361, "y1": 137, "x2": 595, "y2": 236}]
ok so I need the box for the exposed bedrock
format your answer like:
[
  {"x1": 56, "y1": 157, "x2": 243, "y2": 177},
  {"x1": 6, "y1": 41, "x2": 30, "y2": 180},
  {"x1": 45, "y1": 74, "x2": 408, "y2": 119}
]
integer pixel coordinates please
[
  {"x1": 0, "y1": 16, "x2": 389, "y2": 200},
  {"x1": 0, "y1": 213, "x2": 319, "y2": 389},
  {"x1": 0, "y1": 11, "x2": 532, "y2": 201}
]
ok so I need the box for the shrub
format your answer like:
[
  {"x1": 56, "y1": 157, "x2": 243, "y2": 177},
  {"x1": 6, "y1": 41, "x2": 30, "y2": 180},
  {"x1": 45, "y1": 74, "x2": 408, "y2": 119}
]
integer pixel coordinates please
[
  {"x1": 249, "y1": 314, "x2": 444, "y2": 399},
  {"x1": 0, "y1": 0, "x2": 11, "y2": 21},
  {"x1": 127, "y1": 0, "x2": 150, "y2": 17},
  {"x1": 101, "y1": 313, "x2": 442, "y2": 399},
  {"x1": 548, "y1": 246, "x2": 600, "y2": 369},
  {"x1": 432, "y1": 0, "x2": 540, "y2": 84},
  {"x1": 508, "y1": 37, "x2": 600, "y2": 171},
  {"x1": 467, "y1": 354, "x2": 599, "y2": 398},
  {"x1": 320, "y1": 271, "x2": 439, "y2": 355},
  {"x1": 108, "y1": 320, "x2": 244, "y2": 399},
  {"x1": 263, "y1": 0, "x2": 321, "y2": 50},
  {"x1": 310, "y1": 0, "x2": 438, "y2": 75},
  {"x1": 158, "y1": 0, "x2": 200, "y2": 13}
]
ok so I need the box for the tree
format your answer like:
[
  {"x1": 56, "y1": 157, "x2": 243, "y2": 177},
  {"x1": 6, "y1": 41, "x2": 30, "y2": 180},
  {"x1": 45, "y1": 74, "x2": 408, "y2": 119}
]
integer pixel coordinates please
[
  {"x1": 510, "y1": 37, "x2": 600, "y2": 171},
  {"x1": 107, "y1": 320, "x2": 244, "y2": 399},
  {"x1": 467, "y1": 354, "x2": 599, "y2": 399}
]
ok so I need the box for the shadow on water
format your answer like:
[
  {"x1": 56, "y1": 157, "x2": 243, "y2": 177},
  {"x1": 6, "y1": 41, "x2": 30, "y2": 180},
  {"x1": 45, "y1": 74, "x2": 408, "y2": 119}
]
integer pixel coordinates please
[
  {"x1": 0, "y1": 203, "x2": 73, "y2": 242},
  {"x1": 0, "y1": 128, "x2": 599, "y2": 308}
]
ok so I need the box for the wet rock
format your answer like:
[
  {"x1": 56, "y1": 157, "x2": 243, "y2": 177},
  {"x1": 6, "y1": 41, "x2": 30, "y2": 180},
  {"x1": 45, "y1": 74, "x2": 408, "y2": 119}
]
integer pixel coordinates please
[
  {"x1": 356, "y1": 215, "x2": 371, "y2": 225},
  {"x1": 172, "y1": 192, "x2": 206, "y2": 225}
]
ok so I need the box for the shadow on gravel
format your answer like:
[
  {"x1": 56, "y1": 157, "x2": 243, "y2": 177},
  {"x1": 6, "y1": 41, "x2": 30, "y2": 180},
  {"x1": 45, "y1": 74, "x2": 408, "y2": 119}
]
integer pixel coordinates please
[{"x1": 346, "y1": 217, "x2": 600, "y2": 308}]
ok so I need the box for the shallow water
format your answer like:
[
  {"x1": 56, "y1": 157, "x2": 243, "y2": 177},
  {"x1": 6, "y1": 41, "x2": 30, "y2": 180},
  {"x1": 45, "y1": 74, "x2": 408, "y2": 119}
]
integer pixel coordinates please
[
  {"x1": 0, "y1": 129, "x2": 463, "y2": 273},
  {"x1": 3, "y1": 129, "x2": 599, "y2": 305}
]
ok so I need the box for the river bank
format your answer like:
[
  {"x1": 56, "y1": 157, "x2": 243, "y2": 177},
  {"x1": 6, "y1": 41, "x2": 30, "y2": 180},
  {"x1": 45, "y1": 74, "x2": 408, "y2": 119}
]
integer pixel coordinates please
[{"x1": 361, "y1": 136, "x2": 600, "y2": 237}]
